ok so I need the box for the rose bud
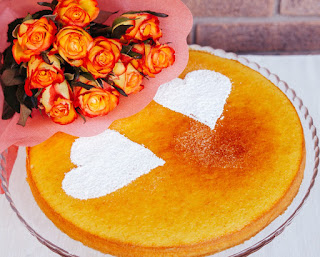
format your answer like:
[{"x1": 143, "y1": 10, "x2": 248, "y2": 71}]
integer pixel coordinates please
[
  {"x1": 113, "y1": 13, "x2": 162, "y2": 42},
  {"x1": 85, "y1": 37, "x2": 122, "y2": 79},
  {"x1": 24, "y1": 54, "x2": 64, "y2": 96},
  {"x1": 54, "y1": 0, "x2": 99, "y2": 27},
  {"x1": 110, "y1": 59, "x2": 144, "y2": 95},
  {"x1": 54, "y1": 26, "x2": 93, "y2": 67},
  {"x1": 12, "y1": 17, "x2": 57, "y2": 64},
  {"x1": 74, "y1": 76, "x2": 119, "y2": 118},
  {"x1": 39, "y1": 80, "x2": 78, "y2": 125},
  {"x1": 131, "y1": 43, "x2": 175, "y2": 78}
]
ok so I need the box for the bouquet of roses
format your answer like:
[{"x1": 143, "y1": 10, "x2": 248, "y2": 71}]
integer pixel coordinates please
[{"x1": 0, "y1": 0, "x2": 175, "y2": 126}]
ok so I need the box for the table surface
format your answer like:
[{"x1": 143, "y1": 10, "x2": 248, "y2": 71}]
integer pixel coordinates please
[{"x1": 1, "y1": 54, "x2": 320, "y2": 257}]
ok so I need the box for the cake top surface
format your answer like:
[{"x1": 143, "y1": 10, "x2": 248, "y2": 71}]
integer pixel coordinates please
[{"x1": 27, "y1": 50, "x2": 304, "y2": 249}]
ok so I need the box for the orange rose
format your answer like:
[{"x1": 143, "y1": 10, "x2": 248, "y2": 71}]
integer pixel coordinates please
[
  {"x1": 74, "y1": 76, "x2": 119, "y2": 117},
  {"x1": 12, "y1": 17, "x2": 57, "y2": 64},
  {"x1": 114, "y1": 13, "x2": 162, "y2": 42},
  {"x1": 85, "y1": 37, "x2": 122, "y2": 79},
  {"x1": 132, "y1": 43, "x2": 175, "y2": 78},
  {"x1": 111, "y1": 60, "x2": 144, "y2": 95},
  {"x1": 24, "y1": 54, "x2": 64, "y2": 96},
  {"x1": 54, "y1": 0, "x2": 99, "y2": 27},
  {"x1": 54, "y1": 26, "x2": 93, "y2": 67},
  {"x1": 49, "y1": 97, "x2": 78, "y2": 124},
  {"x1": 39, "y1": 80, "x2": 78, "y2": 124}
]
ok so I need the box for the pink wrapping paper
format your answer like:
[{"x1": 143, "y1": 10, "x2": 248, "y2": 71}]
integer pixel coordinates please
[{"x1": 0, "y1": 0, "x2": 193, "y2": 192}]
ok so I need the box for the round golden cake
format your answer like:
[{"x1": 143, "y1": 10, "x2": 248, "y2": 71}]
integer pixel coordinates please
[{"x1": 26, "y1": 49, "x2": 305, "y2": 256}]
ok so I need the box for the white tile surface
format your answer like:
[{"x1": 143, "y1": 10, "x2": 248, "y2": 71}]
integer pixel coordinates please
[{"x1": 1, "y1": 54, "x2": 320, "y2": 257}]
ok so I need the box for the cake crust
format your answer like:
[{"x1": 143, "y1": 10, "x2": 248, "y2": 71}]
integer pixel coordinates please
[{"x1": 26, "y1": 50, "x2": 305, "y2": 256}]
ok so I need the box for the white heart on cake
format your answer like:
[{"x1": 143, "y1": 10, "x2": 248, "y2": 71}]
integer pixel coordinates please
[
  {"x1": 63, "y1": 70, "x2": 232, "y2": 199},
  {"x1": 62, "y1": 130, "x2": 165, "y2": 200},
  {"x1": 154, "y1": 70, "x2": 232, "y2": 130}
]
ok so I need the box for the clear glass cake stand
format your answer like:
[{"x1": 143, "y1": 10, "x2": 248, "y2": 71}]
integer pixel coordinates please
[{"x1": 1, "y1": 46, "x2": 319, "y2": 257}]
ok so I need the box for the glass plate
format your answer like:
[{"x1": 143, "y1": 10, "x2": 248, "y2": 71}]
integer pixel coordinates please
[{"x1": 1, "y1": 46, "x2": 319, "y2": 257}]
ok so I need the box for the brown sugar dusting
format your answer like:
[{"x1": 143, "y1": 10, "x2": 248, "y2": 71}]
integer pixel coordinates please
[{"x1": 173, "y1": 104, "x2": 275, "y2": 170}]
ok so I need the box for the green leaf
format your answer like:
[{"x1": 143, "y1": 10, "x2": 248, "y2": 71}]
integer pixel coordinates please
[
  {"x1": 93, "y1": 10, "x2": 118, "y2": 24},
  {"x1": 138, "y1": 70, "x2": 149, "y2": 79},
  {"x1": 143, "y1": 39, "x2": 154, "y2": 45},
  {"x1": 34, "y1": 88, "x2": 43, "y2": 98},
  {"x1": 79, "y1": 66, "x2": 89, "y2": 73},
  {"x1": 112, "y1": 17, "x2": 131, "y2": 28},
  {"x1": 112, "y1": 84, "x2": 128, "y2": 97},
  {"x1": 43, "y1": 14, "x2": 57, "y2": 21},
  {"x1": 121, "y1": 46, "x2": 143, "y2": 59},
  {"x1": 0, "y1": 52, "x2": 3, "y2": 72},
  {"x1": 75, "y1": 108, "x2": 86, "y2": 123},
  {"x1": 37, "y1": 2, "x2": 52, "y2": 8},
  {"x1": 121, "y1": 45, "x2": 133, "y2": 54},
  {"x1": 2, "y1": 85, "x2": 20, "y2": 113},
  {"x1": 30, "y1": 96, "x2": 37, "y2": 108},
  {"x1": 64, "y1": 73, "x2": 75, "y2": 81},
  {"x1": 80, "y1": 72, "x2": 101, "y2": 87},
  {"x1": 32, "y1": 10, "x2": 53, "y2": 19},
  {"x1": 128, "y1": 51, "x2": 142, "y2": 59},
  {"x1": 20, "y1": 62, "x2": 27, "y2": 69},
  {"x1": 51, "y1": 0, "x2": 58, "y2": 9},
  {"x1": 16, "y1": 84, "x2": 26, "y2": 104},
  {"x1": 80, "y1": 72, "x2": 95, "y2": 81},
  {"x1": 19, "y1": 65, "x2": 27, "y2": 77},
  {"x1": 38, "y1": 107, "x2": 44, "y2": 118},
  {"x1": 71, "y1": 81, "x2": 95, "y2": 90},
  {"x1": 11, "y1": 24, "x2": 20, "y2": 39},
  {"x1": 23, "y1": 13, "x2": 33, "y2": 23},
  {"x1": 54, "y1": 54, "x2": 65, "y2": 64},
  {"x1": 144, "y1": 11, "x2": 168, "y2": 17},
  {"x1": 1, "y1": 101, "x2": 16, "y2": 120},
  {"x1": 112, "y1": 25, "x2": 133, "y2": 39},
  {"x1": 41, "y1": 51, "x2": 53, "y2": 65},
  {"x1": 74, "y1": 67, "x2": 80, "y2": 81},
  {"x1": 24, "y1": 94, "x2": 37, "y2": 110},
  {"x1": 96, "y1": 78, "x2": 103, "y2": 88},
  {"x1": 101, "y1": 77, "x2": 110, "y2": 83},
  {"x1": 123, "y1": 10, "x2": 168, "y2": 17},
  {"x1": 2, "y1": 45, "x2": 17, "y2": 68},
  {"x1": 17, "y1": 104, "x2": 32, "y2": 127},
  {"x1": 7, "y1": 18, "x2": 23, "y2": 43},
  {"x1": 0, "y1": 69, "x2": 24, "y2": 86},
  {"x1": 89, "y1": 25, "x2": 112, "y2": 38}
]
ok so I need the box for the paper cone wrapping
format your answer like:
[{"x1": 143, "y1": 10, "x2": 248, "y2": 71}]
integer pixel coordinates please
[{"x1": 0, "y1": 0, "x2": 193, "y2": 192}]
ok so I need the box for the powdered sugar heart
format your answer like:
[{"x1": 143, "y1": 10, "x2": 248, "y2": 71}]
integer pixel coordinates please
[
  {"x1": 154, "y1": 70, "x2": 232, "y2": 130},
  {"x1": 62, "y1": 130, "x2": 165, "y2": 199}
]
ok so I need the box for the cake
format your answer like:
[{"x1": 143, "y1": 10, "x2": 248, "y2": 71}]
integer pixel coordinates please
[{"x1": 26, "y1": 48, "x2": 305, "y2": 256}]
